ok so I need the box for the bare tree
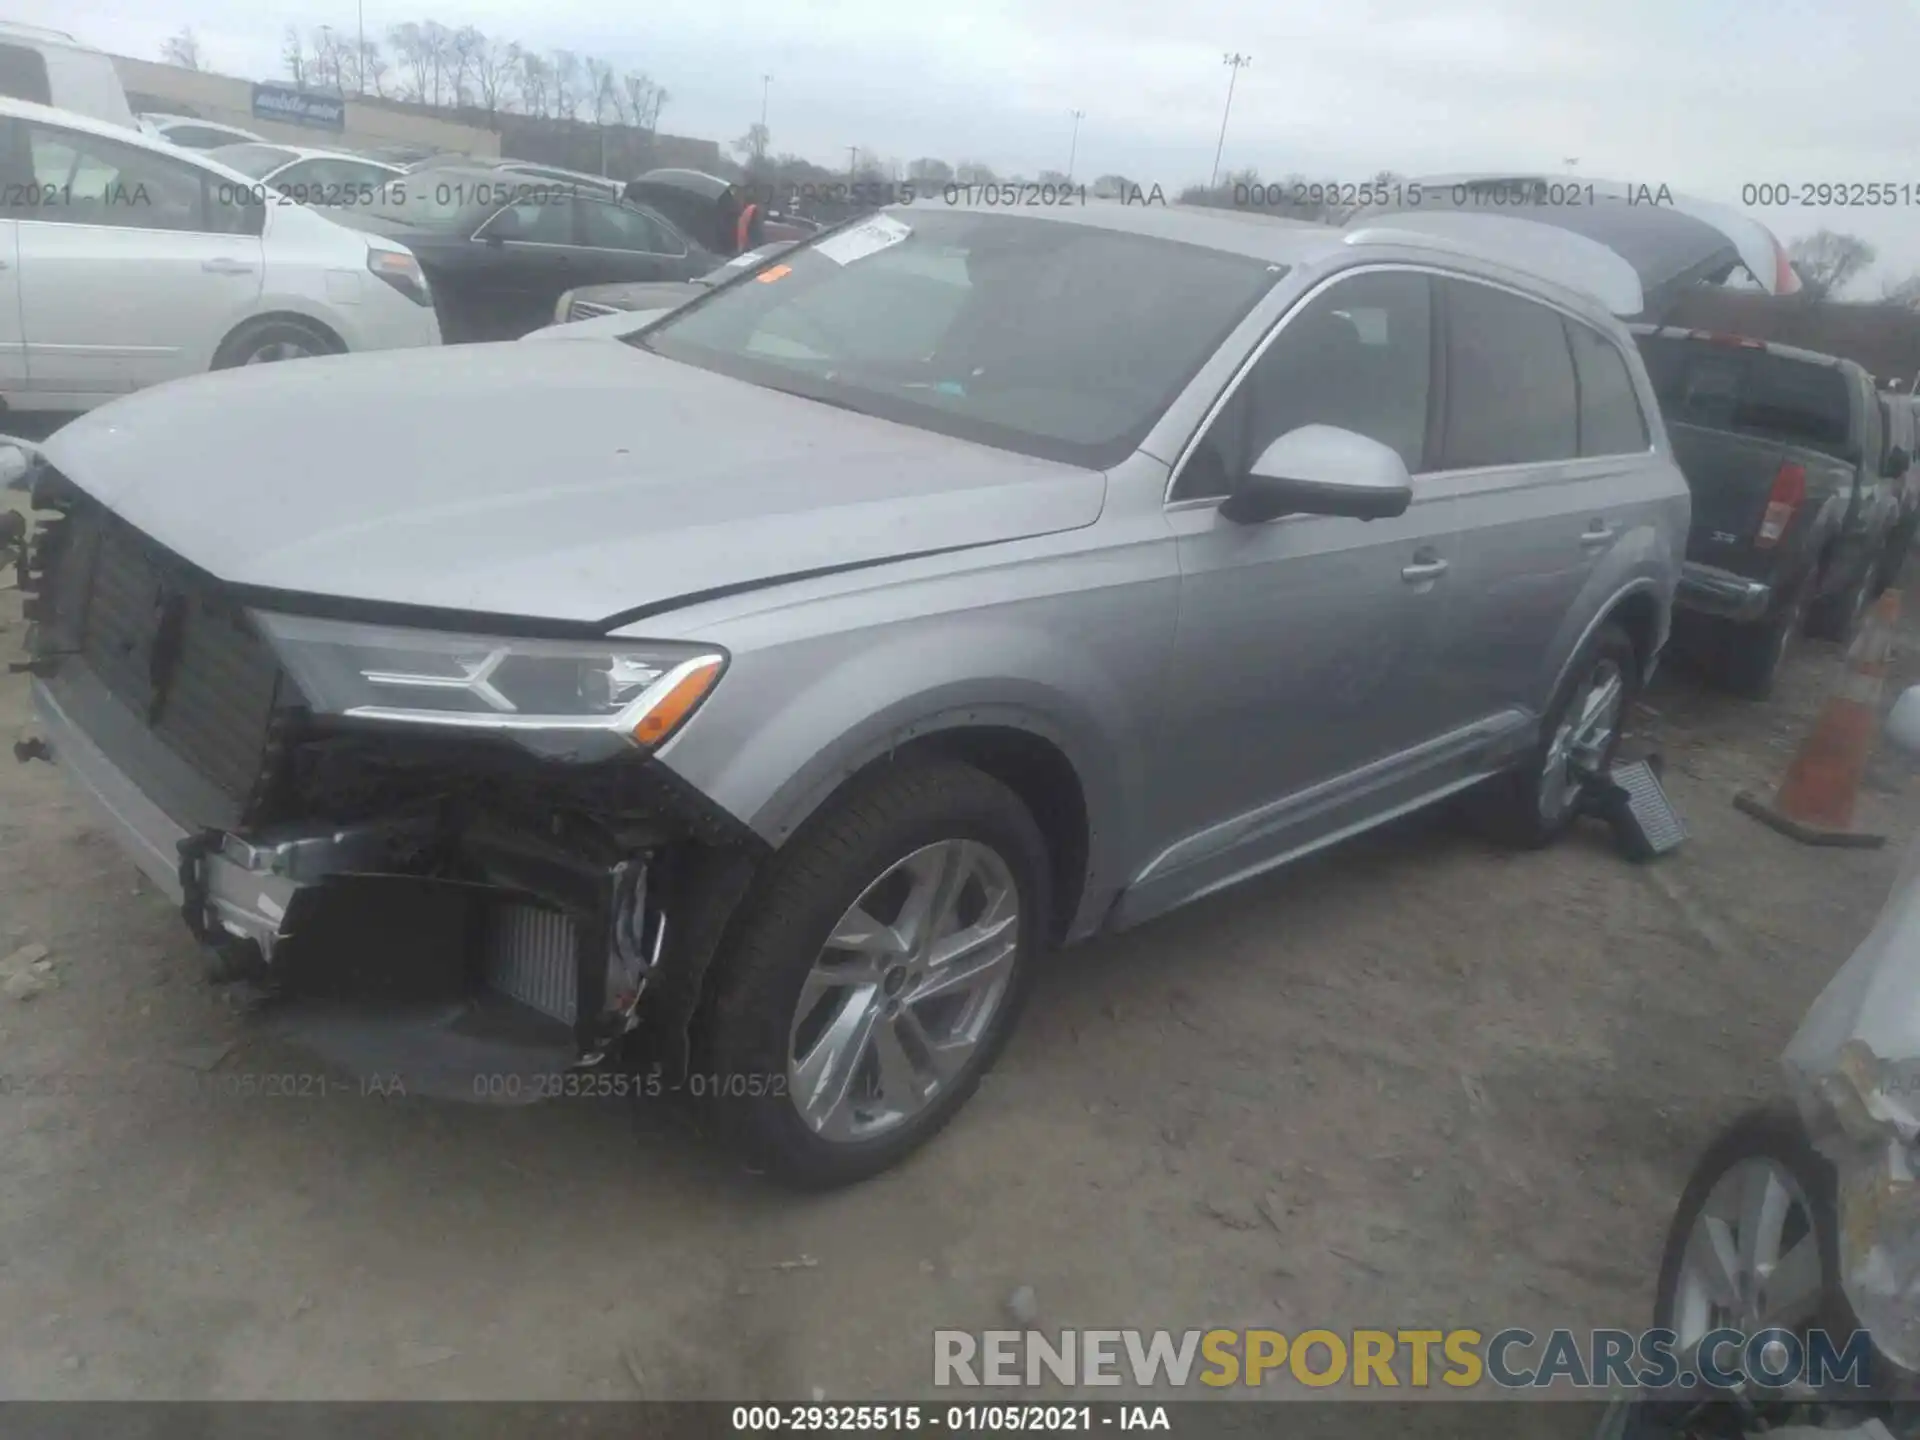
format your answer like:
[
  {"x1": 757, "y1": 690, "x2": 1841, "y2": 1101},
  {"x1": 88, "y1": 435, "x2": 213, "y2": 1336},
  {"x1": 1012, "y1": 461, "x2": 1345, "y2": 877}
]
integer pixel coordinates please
[
  {"x1": 351, "y1": 37, "x2": 390, "y2": 97},
  {"x1": 620, "y1": 72, "x2": 666, "y2": 131},
  {"x1": 420, "y1": 21, "x2": 454, "y2": 107},
  {"x1": 516, "y1": 49, "x2": 552, "y2": 117},
  {"x1": 474, "y1": 39, "x2": 520, "y2": 114},
  {"x1": 550, "y1": 49, "x2": 583, "y2": 120},
  {"x1": 585, "y1": 56, "x2": 618, "y2": 124},
  {"x1": 907, "y1": 158, "x2": 953, "y2": 183},
  {"x1": 733, "y1": 123, "x2": 770, "y2": 165},
  {"x1": 388, "y1": 23, "x2": 431, "y2": 102},
  {"x1": 309, "y1": 27, "x2": 349, "y2": 92},
  {"x1": 1790, "y1": 230, "x2": 1877, "y2": 302},
  {"x1": 447, "y1": 26, "x2": 485, "y2": 108},
  {"x1": 282, "y1": 25, "x2": 308, "y2": 86},
  {"x1": 160, "y1": 27, "x2": 203, "y2": 71},
  {"x1": 1881, "y1": 272, "x2": 1920, "y2": 309}
]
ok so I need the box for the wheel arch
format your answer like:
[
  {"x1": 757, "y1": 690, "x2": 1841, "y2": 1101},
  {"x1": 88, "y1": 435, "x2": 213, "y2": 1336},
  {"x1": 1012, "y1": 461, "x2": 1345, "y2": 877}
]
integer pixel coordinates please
[{"x1": 212, "y1": 309, "x2": 347, "y2": 368}]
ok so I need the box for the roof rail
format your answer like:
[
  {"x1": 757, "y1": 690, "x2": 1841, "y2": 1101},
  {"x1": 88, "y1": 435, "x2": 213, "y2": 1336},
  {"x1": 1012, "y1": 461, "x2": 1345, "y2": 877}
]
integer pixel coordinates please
[{"x1": 1343, "y1": 215, "x2": 1644, "y2": 316}]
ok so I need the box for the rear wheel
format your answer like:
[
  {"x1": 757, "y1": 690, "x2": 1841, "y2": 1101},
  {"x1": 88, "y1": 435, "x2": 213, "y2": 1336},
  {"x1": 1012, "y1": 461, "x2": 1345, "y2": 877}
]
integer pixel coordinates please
[
  {"x1": 1471, "y1": 620, "x2": 1637, "y2": 848},
  {"x1": 1716, "y1": 573, "x2": 1812, "y2": 700},
  {"x1": 704, "y1": 758, "x2": 1050, "y2": 1188},
  {"x1": 1807, "y1": 558, "x2": 1872, "y2": 643}
]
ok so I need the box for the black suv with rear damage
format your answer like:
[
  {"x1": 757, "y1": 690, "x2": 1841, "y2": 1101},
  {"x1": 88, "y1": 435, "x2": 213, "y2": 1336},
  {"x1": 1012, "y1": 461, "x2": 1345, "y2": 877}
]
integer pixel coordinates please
[{"x1": 1630, "y1": 326, "x2": 1905, "y2": 697}]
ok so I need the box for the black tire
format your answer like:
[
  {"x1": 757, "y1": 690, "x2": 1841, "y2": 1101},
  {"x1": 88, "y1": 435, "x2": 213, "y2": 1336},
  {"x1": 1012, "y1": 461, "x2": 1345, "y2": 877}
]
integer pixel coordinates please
[
  {"x1": 1644, "y1": 1105, "x2": 1907, "y2": 1419},
  {"x1": 1715, "y1": 573, "x2": 1812, "y2": 700},
  {"x1": 1807, "y1": 558, "x2": 1873, "y2": 643},
  {"x1": 704, "y1": 757, "x2": 1051, "y2": 1189},
  {"x1": 1470, "y1": 619, "x2": 1638, "y2": 848},
  {"x1": 211, "y1": 316, "x2": 342, "y2": 370}
]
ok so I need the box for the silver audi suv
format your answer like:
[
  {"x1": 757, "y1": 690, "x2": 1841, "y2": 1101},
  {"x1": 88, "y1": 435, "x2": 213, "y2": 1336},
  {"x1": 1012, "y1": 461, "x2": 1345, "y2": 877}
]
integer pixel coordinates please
[{"x1": 16, "y1": 199, "x2": 1688, "y2": 1185}]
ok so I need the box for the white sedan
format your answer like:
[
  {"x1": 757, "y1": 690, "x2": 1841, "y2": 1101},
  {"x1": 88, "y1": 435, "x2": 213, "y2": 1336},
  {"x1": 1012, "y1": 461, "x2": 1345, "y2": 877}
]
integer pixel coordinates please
[
  {"x1": 207, "y1": 142, "x2": 405, "y2": 206},
  {"x1": 0, "y1": 96, "x2": 440, "y2": 411}
]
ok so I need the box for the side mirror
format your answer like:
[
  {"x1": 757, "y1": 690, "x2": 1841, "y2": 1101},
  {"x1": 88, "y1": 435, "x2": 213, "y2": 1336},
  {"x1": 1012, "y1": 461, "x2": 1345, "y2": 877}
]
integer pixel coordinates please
[
  {"x1": 1885, "y1": 446, "x2": 1911, "y2": 479},
  {"x1": 1890, "y1": 685, "x2": 1920, "y2": 759},
  {"x1": 1218, "y1": 425, "x2": 1414, "y2": 525}
]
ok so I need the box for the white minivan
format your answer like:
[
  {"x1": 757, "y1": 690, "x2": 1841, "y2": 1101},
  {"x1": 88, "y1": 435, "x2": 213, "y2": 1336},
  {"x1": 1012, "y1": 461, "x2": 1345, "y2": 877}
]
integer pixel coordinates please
[{"x1": 0, "y1": 22, "x2": 134, "y2": 130}]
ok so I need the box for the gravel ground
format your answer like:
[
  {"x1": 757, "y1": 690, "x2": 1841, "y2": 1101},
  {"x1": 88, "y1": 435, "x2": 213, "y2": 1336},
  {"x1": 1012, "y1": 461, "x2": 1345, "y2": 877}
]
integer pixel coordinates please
[{"x1": 2, "y1": 509, "x2": 1916, "y2": 1408}]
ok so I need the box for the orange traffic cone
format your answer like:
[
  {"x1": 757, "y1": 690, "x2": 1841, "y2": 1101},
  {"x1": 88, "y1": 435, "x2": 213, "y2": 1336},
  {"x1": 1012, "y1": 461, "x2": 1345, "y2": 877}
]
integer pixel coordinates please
[{"x1": 1735, "y1": 589, "x2": 1902, "y2": 848}]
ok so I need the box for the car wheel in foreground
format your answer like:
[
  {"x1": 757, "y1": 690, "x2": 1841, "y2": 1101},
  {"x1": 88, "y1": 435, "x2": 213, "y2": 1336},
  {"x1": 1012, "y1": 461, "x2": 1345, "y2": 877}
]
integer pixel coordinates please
[
  {"x1": 1471, "y1": 620, "x2": 1637, "y2": 849},
  {"x1": 1644, "y1": 1106, "x2": 1889, "y2": 1418},
  {"x1": 706, "y1": 758, "x2": 1049, "y2": 1188},
  {"x1": 211, "y1": 317, "x2": 341, "y2": 370},
  {"x1": 1717, "y1": 573, "x2": 1812, "y2": 701}
]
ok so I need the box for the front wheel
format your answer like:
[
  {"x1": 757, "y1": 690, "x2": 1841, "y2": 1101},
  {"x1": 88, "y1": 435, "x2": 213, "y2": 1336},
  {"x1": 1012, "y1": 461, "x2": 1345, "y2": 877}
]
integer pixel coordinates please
[
  {"x1": 704, "y1": 758, "x2": 1051, "y2": 1188},
  {"x1": 211, "y1": 316, "x2": 341, "y2": 370}
]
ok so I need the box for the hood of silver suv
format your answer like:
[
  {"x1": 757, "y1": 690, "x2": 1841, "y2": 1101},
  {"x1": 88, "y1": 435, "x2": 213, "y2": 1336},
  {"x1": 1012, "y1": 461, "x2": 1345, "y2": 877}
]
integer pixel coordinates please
[{"x1": 40, "y1": 340, "x2": 1106, "y2": 625}]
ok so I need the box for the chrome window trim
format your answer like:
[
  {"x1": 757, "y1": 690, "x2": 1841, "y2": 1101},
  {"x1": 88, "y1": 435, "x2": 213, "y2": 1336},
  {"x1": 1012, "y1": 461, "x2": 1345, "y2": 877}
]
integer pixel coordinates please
[{"x1": 1162, "y1": 261, "x2": 1657, "y2": 508}]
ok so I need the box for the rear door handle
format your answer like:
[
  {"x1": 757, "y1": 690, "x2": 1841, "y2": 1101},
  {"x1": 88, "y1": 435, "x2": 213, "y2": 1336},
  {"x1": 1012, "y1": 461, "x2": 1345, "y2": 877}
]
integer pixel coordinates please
[
  {"x1": 1580, "y1": 520, "x2": 1616, "y2": 548},
  {"x1": 201, "y1": 258, "x2": 254, "y2": 275},
  {"x1": 1401, "y1": 557, "x2": 1450, "y2": 583}
]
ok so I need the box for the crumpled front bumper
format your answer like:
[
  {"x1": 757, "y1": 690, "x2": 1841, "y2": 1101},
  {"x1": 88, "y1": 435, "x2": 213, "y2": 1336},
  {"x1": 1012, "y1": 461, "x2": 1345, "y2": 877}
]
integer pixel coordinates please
[{"x1": 32, "y1": 676, "x2": 313, "y2": 956}]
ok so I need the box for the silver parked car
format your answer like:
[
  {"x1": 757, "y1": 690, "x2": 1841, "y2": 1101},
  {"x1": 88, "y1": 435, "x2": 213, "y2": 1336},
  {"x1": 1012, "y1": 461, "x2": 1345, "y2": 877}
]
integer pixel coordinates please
[{"x1": 15, "y1": 201, "x2": 1688, "y2": 1186}]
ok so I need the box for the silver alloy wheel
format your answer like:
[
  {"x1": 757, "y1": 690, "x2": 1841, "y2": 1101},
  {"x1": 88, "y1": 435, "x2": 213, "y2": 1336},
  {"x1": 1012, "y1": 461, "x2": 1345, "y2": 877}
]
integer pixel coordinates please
[
  {"x1": 242, "y1": 339, "x2": 315, "y2": 364},
  {"x1": 1539, "y1": 656, "x2": 1626, "y2": 822},
  {"x1": 1670, "y1": 1157, "x2": 1825, "y2": 1380},
  {"x1": 787, "y1": 838, "x2": 1020, "y2": 1143}
]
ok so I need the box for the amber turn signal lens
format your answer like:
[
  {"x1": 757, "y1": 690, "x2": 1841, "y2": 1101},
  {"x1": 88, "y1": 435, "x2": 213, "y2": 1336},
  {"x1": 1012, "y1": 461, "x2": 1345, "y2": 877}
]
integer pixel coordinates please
[{"x1": 631, "y1": 657, "x2": 723, "y2": 747}]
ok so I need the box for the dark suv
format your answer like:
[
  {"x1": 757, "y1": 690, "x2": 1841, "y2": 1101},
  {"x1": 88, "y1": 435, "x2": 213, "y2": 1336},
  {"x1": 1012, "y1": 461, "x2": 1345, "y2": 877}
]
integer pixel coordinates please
[{"x1": 1630, "y1": 326, "x2": 1905, "y2": 696}]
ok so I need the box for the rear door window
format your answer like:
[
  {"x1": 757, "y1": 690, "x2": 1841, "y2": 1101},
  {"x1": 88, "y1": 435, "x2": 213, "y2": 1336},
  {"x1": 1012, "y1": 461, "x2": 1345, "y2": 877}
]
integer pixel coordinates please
[
  {"x1": 1633, "y1": 335, "x2": 1854, "y2": 461},
  {"x1": 1438, "y1": 277, "x2": 1579, "y2": 468},
  {"x1": 0, "y1": 44, "x2": 51, "y2": 106},
  {"x1": 1565, "y1": 321, "x2": 1649, "y2": 456}
]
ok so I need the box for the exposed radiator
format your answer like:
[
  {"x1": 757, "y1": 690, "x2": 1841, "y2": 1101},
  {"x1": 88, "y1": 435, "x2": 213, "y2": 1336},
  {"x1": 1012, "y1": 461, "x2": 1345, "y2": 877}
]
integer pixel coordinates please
[{"x1": 481, "y1": 900, "x2": 579, "y2": 1025}]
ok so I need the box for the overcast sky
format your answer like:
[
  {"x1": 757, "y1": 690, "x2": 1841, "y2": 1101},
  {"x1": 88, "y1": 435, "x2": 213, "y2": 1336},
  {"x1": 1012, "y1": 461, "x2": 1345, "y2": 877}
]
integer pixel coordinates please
[{"x1": 18, "y1": 0, "x2": 1920, "y2": 291}]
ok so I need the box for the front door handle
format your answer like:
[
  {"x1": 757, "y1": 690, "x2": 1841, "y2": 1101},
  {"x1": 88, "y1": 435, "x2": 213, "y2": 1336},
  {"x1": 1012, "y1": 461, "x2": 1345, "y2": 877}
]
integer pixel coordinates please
[
  {"x1": 1580, "y1": 520, "x2": 1616, "y2": 549},
  {"x1": 1401, "y1": 557, "x2": 1450, "y2": 583},
  {"x1": 201, "y1": 258, "x2": 254, "y2": 275}
]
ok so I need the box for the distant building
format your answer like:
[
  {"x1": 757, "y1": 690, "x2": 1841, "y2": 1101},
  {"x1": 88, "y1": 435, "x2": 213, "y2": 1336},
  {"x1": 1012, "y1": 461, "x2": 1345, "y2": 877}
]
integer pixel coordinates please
[{"x1": 113, "y1": 54, "x2": 499, "y2": 156}]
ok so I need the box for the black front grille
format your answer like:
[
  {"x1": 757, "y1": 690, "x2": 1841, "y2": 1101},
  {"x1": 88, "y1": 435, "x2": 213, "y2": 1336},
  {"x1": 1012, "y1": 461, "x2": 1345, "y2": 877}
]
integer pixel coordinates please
[{"x1": 45, "y1": 502, "x2": 287, "y2": 816}]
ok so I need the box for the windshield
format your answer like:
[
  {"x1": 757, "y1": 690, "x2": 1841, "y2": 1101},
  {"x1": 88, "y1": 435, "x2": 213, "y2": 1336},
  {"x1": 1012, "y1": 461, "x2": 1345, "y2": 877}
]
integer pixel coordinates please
[
  {"x1": 637, "y1": 208, "x2": 1285, "y2": 467},
  {"x1": 697, "y1": 243, "x2": 798, "y2": 284},
  {"x1": 1634, "y1": 333, "x2": 1854, "y2": 459},
  {"x1": 209, "y1": 143, "x2": 297, "y2": 179}
]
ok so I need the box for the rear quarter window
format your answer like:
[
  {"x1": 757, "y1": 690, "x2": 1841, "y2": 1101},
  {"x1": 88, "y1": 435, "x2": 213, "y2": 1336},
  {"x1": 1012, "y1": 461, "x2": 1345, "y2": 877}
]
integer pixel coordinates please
[
  {"x1": 1565, "y1": 322, "x2": 1649, "y2": 456},
  {"x1": 0, "y1": 44, "x2": 51, "y2": 106}
]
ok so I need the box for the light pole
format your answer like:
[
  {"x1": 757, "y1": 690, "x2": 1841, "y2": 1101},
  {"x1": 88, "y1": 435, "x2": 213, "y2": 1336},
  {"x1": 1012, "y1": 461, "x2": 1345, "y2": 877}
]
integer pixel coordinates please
[
  {"x1": 1209, "y1": 52, "x2": 1251, "y2": 190},
  {"x1": 358, "y1": 1, "x2": 366, "y2": 92},
  {"x1": 1067, "y1": 108, "x2": 1084, "y2": 182},
  {"x1": 760, "y1": 73, "x2": 772, "y2": 131}
]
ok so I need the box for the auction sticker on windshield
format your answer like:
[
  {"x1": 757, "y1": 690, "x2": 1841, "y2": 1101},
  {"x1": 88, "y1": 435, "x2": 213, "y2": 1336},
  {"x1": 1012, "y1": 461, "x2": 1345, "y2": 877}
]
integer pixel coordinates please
[{"x1": 814, "y1": 213, "x2": 913, "y2": 266}]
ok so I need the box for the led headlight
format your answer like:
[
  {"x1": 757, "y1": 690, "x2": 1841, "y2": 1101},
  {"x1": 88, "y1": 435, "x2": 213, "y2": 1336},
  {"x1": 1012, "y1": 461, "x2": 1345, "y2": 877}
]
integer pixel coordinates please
[{"x1": 252, "y1": 612, "x2": 724, "y2": 748}]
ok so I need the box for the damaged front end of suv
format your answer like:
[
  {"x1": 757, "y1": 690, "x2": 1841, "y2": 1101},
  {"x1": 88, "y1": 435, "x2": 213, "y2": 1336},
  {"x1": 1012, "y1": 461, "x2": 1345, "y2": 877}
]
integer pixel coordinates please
[{"x1": 14, "y1": 457, "x2": 766, "y2": 1098}]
